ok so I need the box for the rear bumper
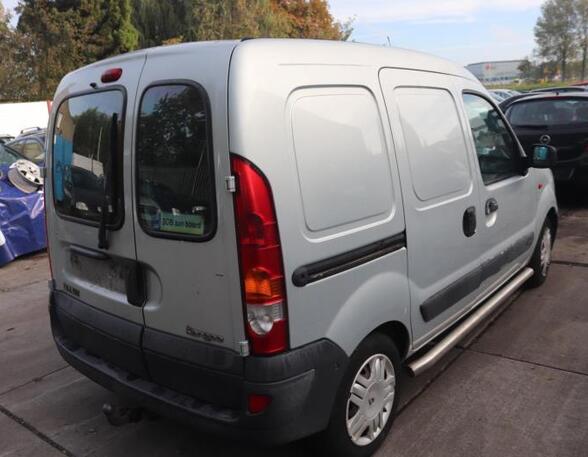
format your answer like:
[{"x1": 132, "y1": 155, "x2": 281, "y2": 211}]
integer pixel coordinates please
[{"x1": 49, "y1": 290, "x2": 348, "y2": 445}]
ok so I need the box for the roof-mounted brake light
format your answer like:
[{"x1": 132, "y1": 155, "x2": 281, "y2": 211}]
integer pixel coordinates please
[{"x1": 101, "y1": 68, "x2": 123, "y2": 83}]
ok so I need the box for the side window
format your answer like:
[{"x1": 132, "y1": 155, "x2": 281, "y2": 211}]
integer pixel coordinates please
[
  {"x1": 462, "y1": 93, "x2": 520, "y2": 185},
  {"x1": 10, "y1": 141, "x2": 24, "y2": 153},
  {"x1": 136, "y1": 84, "x2": 215, "y2": 240},
  {"x1": 395, "y1": 87, "x2": 471, "y2": 201},
  {"x1": 22, "y1": 140, "x2": 44, "y2": 162}
]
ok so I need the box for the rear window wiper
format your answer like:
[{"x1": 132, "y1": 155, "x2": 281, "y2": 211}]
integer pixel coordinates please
[{"x1": 98, "y1": 113, "x2": 118, "y2": 250}]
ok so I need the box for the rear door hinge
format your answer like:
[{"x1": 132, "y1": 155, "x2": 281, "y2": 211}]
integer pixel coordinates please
[{"x1": 225, "y1": 175, "x2": 236, "y2": 193}]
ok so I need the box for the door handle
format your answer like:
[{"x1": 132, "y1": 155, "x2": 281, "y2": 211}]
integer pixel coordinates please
[
  {"x1": 125, "y1": 261, "x2": 146, "y2": 307},
  {"x1": 485, "y1": 198, "x2": 499, "y2": 215},
  {"x1": 463, "y1": 206, "x2": 477, "y2": 237}
]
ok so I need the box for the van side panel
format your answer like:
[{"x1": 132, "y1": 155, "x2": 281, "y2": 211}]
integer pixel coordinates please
[{"x1": 229, "y1": 41, "x2": 410, "y2": 355}]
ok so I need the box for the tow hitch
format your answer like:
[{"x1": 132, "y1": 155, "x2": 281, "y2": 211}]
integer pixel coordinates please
[{"x1": 102, "y1": 402, "x2": 144, "y2": 426}]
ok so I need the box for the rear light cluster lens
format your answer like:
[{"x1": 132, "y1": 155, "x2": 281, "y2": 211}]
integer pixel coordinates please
[{"x1": 231, "y1": 154, "x2": 288, "y2": 355}]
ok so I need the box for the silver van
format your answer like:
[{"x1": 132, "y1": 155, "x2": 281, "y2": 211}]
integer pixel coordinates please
[{"x1": 46, "y1": 39, "x2": 558, "y2": 456}]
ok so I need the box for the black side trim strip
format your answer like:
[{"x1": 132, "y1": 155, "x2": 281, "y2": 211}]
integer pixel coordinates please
[
  {"x1": 480, "y1": 232, "x2": 534, "y2": 281},
  {"x1": 69, "y1": 244, "x2": 110, "y2": 260},
  {"x1": 420, "y1": 232, "x2": 535, "y2": 322},
  {"x1": 292, "y1": 232, "x2": 406, "y2": 287},
  {"x1": 420, "y1": 267, "x2": 482, "y2": 323}
]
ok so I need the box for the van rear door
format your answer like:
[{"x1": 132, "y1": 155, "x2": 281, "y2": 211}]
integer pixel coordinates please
[
  {"x1": 47, "y1": 53, "x2": 148, "y2": 374},
  {"x1": 133, "y1": 43, "x2": 245, "y2": 367},
  {"x1": 48, "y1": 53, "x2": 146, "y2": 323}
]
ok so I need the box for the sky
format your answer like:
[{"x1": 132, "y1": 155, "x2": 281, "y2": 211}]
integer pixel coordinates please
[
  {"x1": 2, "y1": 0, "x2": 543, "y2": 66},
  {"x1": 329, "y1": 0, "x2": 543, "y2": 65}
]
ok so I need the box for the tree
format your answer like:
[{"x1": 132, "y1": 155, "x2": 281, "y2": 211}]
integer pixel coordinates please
[
  {"x1": 518, "y1": 58, "x2": 535, "y2": 81},
  {"x1": 4, "y1": 0, "x2": 350, "y2": 101},
  {"x1": 0, "y1": 2, "x2": 31, "y2": 101},
  {"x1": 131, "y1": 0, "x2": 352, "y2": 46},
  {"x1": 275, "y1": 0, "x2": 352, "y2": 40},
  {"x1": 16, "y1": 0, "x2": 139, "y2": 99},
  {"x1": 132, "y1": 0, "x2": 188, "y2": 48},
  {"x1": 16, "y1": 0, "x2": 85, "y2": 98},
  {"x1": 79, "y1": 0, "x2": 139, "y2": 60},
  {"x1": 575, "y1": 0, "x2": 588, "y2": 80},
  {"x1": 535, "y1": 0, "x2": 578, "y2": 81},
  {"x1": 187, "y1": 0, "x2": 277, "y2": 40}
]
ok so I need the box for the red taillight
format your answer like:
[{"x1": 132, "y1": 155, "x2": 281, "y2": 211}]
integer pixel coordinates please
[
  {"x1": 247, "y1": 394, "x2": 272, "y2": 414},
  {"x1": 101, "y1": 68, "x2": 122, "y2": 83},
  {"x1": 231, "y1": 154, "x2": 288, "y2": 355}
]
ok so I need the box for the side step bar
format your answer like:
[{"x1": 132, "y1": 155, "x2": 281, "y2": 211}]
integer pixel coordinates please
[{"x1": 407, "y1": 267, "x2": 534, "y2": 377}]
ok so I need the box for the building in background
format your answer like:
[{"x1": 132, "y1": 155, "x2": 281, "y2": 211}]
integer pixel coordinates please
[{"x1": 466, "y1": 60, "x2": 523, "y2": 85}]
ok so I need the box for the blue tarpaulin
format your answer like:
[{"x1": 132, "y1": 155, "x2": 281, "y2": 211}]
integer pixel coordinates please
[{"x1": 0, "y1": 164, "x2": 46, "y2": 267}]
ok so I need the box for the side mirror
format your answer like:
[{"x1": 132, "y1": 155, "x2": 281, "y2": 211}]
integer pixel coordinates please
[{"x1": 529, "y1": 144, "x2": 557, "y2": 168}]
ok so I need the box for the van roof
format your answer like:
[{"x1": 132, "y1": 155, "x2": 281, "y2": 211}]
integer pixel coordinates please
[
  {"x1": 64, "y1": 38, "x2": 474, "y2": 82},
  {"x1": 233, "y1": 39, "x2": 474, "y2": 80}
]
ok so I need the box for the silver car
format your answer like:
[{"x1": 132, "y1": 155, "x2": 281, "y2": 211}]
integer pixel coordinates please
[{"x1": 45, "y1": 39, "x2": 558, "y2": 456}]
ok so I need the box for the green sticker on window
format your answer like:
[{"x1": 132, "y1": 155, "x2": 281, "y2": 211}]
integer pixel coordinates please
[{"x1": 159, "y1": 212, "x2": 204, "y2": 235}]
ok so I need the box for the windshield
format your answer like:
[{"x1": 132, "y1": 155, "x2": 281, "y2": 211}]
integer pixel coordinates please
[
  {"x1": 507, "y1": 98, "x2": 588, "y2": 126},
  {"x1": 0, "y1": 144, "x2": 20, "y2": 166}
]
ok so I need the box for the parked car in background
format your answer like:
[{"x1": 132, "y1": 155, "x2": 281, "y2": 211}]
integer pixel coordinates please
[
  {"x1": 0, "y1": 143, "x2": 22, "y2": 166},
  {"x1": 7, "y1": 127, "x2": 46, "y2": 166},
  {"x1": 504, "y1": 92, "x2": 588, "y2": 186},
  {"x1": 530, "y1": 86, "x2": 588, "y2": 94},
  {"x1": 0, "y1": 134, "x2": 15, "y2": 144},
  {"x1": 491, "y1": 89, "x2": 520, "y2": 100},
  {"x1": 499, "y1": 92, "x2": 549, "y2": 112},
  {"x1": 489, "y1": 89, "x2": 508, "y2": 102}
]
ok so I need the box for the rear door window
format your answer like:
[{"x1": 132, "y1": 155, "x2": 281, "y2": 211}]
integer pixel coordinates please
[
  {"x1": 52, "y1": 90, "x2": 125, "y2": 226},
  {"x1": 136, "y1": 83, "x2": 215, "y2": 240}
]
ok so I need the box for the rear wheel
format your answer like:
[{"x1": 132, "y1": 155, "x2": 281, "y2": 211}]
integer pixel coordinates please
[
  {"x1": 527, "y1": 219, "x2": 554, "y2": 288},
  {"x1": 316, "y1": 333, "x2": 401, "y2": 457}
]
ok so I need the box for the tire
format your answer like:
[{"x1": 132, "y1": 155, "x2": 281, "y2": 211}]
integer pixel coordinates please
[
  {"x1": 527, "y1": 218, "x2": 554, "y2": 288},
  {"x1": 315, "y1": 333, "x2": 401, "y2": 457}
]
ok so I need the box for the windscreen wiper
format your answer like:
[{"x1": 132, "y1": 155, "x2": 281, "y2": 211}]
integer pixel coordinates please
[{"x1": 98, "y1": 113, "x2": 118, "y2": 250}]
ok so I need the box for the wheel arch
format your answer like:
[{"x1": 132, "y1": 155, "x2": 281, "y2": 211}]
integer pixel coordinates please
[
  {"x1": 546, "y1": 206, "x2": 558, "y2": 241},
  {"x1": 369, "y1": 321, "x2": 411, "y2": 360}
]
